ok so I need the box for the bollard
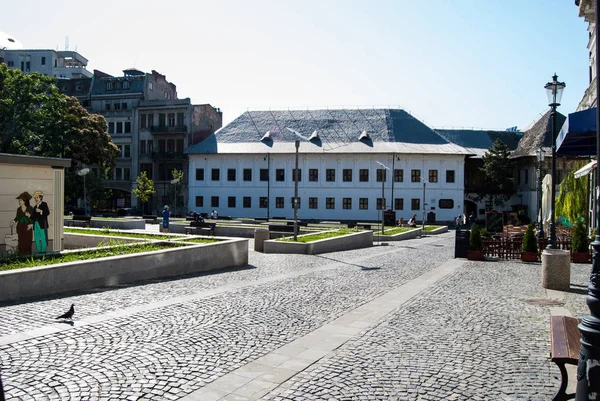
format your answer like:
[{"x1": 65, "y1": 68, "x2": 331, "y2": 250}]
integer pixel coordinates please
[
  {"x1": 254, "y1": 228, "x2": 269, "y2": 252},
  {"x1": 541, "y1": 249, "x2": 571, "y2": 291}
]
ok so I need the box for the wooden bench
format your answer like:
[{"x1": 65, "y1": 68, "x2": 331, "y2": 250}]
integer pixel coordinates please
[
  {"x1": 143, "y1": 215, "x2": 158, "y2": 224},
  {"x1": 268, "y1": 224, "x2": 297, "y2": 237},
  {"x1": 550, "y1": 316, "x2": 581, "y2": 401},
  {"x1": 286, "y1": 221, "x2": 308, "y2": 227},
  {"x1": 185, "y1": 222, "x2": 216, "y2": 236},
  {"x1": 66, "y1": 215, "x2": 91, "y2": 227}
]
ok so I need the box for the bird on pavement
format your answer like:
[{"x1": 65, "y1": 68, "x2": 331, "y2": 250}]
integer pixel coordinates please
[{"x1": 55, "y1": 304, "x2": 75, "y2": 320}]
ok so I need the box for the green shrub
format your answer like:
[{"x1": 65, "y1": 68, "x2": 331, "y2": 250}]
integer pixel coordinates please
[
  {"x1": 522, "y1": 222, "x2": 538, "y2": 253},
  {"x1": 480, "y1": 227, "x2": 489, "y2": 238},
  {"x1": 572, "y1": 222, "x2": 589, "y2": 253},
  {"x1": 469, "y1": 223, "x2": 483, "y2": 251}
]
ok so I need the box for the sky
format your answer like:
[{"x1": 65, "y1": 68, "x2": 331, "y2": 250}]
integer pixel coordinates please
[{"x1": 2, "y1": 0, "x2": 591, "y2": 130}]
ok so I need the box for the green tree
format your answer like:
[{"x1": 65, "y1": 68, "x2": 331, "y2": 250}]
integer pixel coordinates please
[
  {"x1": 0, "y1": 65, "x2": 119, "y2": 167},
  {"x1": 477, "y1": 139, "x2": 516, "y2": 209},
  {"x1": 169, "y1": 168, "x2": 185, "y2": 214},
  {"x1": 521, "y1": 222, "x2": 538, "y2": 253},
  {"x1": 133, "y1": 172, "x2": 156, "y2": 213},
  {"x1": 556, "y1": 160, "x2": 588, "y2": 225}
]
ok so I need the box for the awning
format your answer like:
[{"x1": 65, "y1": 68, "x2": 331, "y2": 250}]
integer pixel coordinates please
[
  {"x1": 574, "y1": 160, "x2": 598, "y2": 179},
  {"x1": 556, "y1": 107, "x2": 597, "y2": 156}
]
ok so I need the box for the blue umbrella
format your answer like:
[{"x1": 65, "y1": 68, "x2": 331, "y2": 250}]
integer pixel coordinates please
[{"x1": 556, "y1": 107, "x2": 596, "y2": 156}]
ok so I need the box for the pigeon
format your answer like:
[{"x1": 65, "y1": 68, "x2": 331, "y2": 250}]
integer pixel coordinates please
[{"x1": 55, "y1": 304, "x2": 75, "y2": 320}]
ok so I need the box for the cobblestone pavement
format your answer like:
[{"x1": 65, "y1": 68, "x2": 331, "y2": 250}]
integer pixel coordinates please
[{"x1": 0, "y1": 231, "x2": 593, "y2": 400}]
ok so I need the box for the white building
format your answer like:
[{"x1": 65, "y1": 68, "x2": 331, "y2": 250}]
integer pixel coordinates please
[
  {"x1": 1, "y1": 49, "x2": 91, "y2": 78},
  {"x1": 186, "y1": 109, "x2": 472, "y2": 223}
]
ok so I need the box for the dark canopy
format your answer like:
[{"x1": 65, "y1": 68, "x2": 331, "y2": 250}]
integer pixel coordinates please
[{"x1": 556, "y1": 107, "x2": 597, "y2": 156}]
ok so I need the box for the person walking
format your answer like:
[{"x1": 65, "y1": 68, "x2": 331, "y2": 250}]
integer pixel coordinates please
[
  {"x1": 161, "y1": 205, "x2": 171, "y2": 233},
  {"x1": 469, "y1": 213, "x2": 476, "y2": 228},
  {"x1": 456, "y1": 214, "x2": 462, "y2": 230}
]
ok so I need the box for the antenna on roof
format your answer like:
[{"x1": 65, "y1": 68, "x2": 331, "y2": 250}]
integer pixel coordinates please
[{"x1": 65, "y1": 36, "x2": 69, "y2": 51}]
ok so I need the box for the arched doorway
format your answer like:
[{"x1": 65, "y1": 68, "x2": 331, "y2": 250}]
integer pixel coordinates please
[{"x1": 464, "y1": 200, "x2": 478, "y2": 222}]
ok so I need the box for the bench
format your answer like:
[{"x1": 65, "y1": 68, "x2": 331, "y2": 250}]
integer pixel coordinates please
[
  {"x1": 143, "y1": 215, "x2": 158, "y2": 224},
  {"x1": 286, "y1": 221, "x2": 308, "y2": 227},
  {"x1": 357, "y1": 224, "x2": 372, "y2": 230},
  {"x1": 550, "y1": 316, "x2": 581, "y2": 401},
  {"x1": 185, "y1": 221, "x2": 216, "y2": 236},
  {"x1": 66, "y1": 215, "x2": 91, "y2": 227},
  {"x1": 268, "y1": 224, "x2": 297, "y2": 237}
]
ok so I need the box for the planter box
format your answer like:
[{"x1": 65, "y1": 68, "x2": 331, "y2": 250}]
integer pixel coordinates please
[
  {"x1": 263, "y1": 230, "x2": 373, "y2": 254},
  {"x1": 64, "y1": 218, "x2": 146, "y2": 230},
  {"x1": 521, "y1": 251, "x2": 538, "y2": 262},
  {"x1": 373, "y1": 228, "x2": 422, "y2": 242},
  {"x1": 467, "y1": 250, "x2": 485, "y2": 261},
  {"x1": 0, "y1": 237, "x2": 248, "y2": 302},
  {"x1": 423, "y1": 226, "x2": 449, "y2": 235},
  {"x1": 572, "y1": 252, "x2": 590, "y2": 264}
]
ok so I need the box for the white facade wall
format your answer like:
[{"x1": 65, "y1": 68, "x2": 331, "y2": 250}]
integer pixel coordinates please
[{"x1": 188, "y1": 153, "x2": 466, "y2": 222}]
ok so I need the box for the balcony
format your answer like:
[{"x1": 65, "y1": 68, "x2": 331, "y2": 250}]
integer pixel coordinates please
[
  {"x1": 151, "y1": 152, "x2": 185, "y2": 160},
  {"x1": 150, "y1": 125, "x2": 187, "y2": 134}
]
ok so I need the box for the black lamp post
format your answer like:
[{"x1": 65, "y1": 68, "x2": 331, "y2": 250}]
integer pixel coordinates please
[
  {"x1": 376, "y1": 161, "x2": 391, "y2": 235},
  {"x1": 293, "y1": 140, "x2": 299, "y2": 241},
  {"x1": 576, "y1": 2, "x2": 600, "y2": 398},
  {"x1": 544, "y1": 73, "x2": 565, "y2": 249},
  {"x1": 536, "y1": 148, "x2": 545, "y2": 239}
]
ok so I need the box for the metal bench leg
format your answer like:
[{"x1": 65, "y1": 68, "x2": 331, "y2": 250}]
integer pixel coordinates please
[{"x1": 552, "y1": 362, "x2": 575, "y2": 401}]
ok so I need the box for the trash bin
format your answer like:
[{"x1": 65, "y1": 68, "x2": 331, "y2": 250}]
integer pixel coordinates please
[
  {"x1": 427, "y1": 211, "x2": 436, "y2": 224},
  {"x1": 254, "y1": 228, "x2": 269, "y2": 252},
  {"x1": 454, "y1": 229, "x2": 470, "y2": 258},
  {"x1": 383, "y1": 210, "x2": 396, "y2": 227}
]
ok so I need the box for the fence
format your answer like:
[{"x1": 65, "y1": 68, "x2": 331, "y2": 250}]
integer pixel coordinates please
[{"x1": 482, "y1": 236, "x2": 573, "y2": 260}]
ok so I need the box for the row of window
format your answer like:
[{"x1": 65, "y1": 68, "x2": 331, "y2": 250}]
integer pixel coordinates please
[
  {"x1": 105, "y1": 81, "x2": 131, "y2": 91},
  {"x1": 140, "y1": 139, "x2": 185, "y2": 155},
  {"x1": 195, "y1": 168, "x2": 455, "y2": 183},
  {"x1": 107, "y1": 121, "x2": 132, "y2": 134},
  {"x1": 107, "y1": 167, "x2": 131, "y2": 181},
  {"x1": 140, "y1": 112, "x2": 185, "y2": 128},
  {"x1": 106, "y1": 101, "x2": 129, "y2": 111},
  {"x1": 195, "y1": 196, "x2": 454, "y2": 210}
]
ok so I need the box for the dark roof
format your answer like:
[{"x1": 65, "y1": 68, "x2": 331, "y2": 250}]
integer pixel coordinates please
[
  {"x1": 511, "y1": 109, "x2": 566, "y2": 158},
  {"x1": 186, "y1": 109, "x2": 470, "y2": 155},
  {"x1": 434, "y1": 129, "x2": 522, "y2": 157}
]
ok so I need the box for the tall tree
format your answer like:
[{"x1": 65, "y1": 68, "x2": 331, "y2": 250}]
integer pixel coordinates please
[
  {"x1": 133, "y1": 172, "x2": 156, "y2": 213},
  {"x1": 0, "y1": 65, "x2": 118, "y2": 167},
  {"x1": 476, "y1": 139, "x2": 516, "y2": 209}
]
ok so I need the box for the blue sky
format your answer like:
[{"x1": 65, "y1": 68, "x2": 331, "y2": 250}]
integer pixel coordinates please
[{"x1": 2, "y1": 0, "x2": 590, "y2": 130}]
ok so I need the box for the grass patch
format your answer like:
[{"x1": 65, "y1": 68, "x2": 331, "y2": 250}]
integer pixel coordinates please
[
  {"x1": 64, "y1": 227, "x2": 184, "y2": 240},
  {"x1": 423, "y1": 225, "x2": 443, "y2": 231},
  {"x1": 380, "y1": 227, "x2": 417, "y2": 235},
  {"x1": 0, "y1": 242, "x2": 186, "y2": 272},
  {"x1": 276, "y1": 228, "x2": 362, "y2": 243}
]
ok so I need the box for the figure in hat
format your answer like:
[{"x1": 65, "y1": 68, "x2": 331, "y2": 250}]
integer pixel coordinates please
[
  {"x1": 9, "y1": 192, "x2": 33, "y2": 255},
  {"x1": 32, "y1": 190, "x2": 50, "y2": 253}
]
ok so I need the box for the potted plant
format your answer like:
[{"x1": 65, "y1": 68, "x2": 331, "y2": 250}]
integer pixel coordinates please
[
  {"x1": 571, "y1": 221, "x2": 590, "y2": 263},
  {"x1": 521, "y1": 222, "x2": 538, "y2": 262},
  {"x1": 467, "y1": 223, "x2": 485, "y2": 260}
]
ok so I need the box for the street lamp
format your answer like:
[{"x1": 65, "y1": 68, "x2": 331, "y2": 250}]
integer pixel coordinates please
[
  {"x1": 422, "y1": 179, "x2": 427, "y2": 230},
  {"x1": 376, "y1": 161, "x2": 391, "y2": 235},
  {"x1": 544, "y1": 73, "x2": 565, "y2": 249},
  {"x1": 536, "y1": 148, "x2": 545, "y2": 239},
  {"x1": 293, "y1": 140, "x2": 299, "y2": 241},
  {"x1": 77, "y1": 167, "x2": 90, "y2": 216},
  {"x1": 576, "y1": 2, "x2": 600, "y2": 397}
]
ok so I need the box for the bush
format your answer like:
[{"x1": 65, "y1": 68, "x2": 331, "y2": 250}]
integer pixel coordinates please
[
  {"x1": 480, "y1": 227, "x2": 490, "y2": 238},
  {"x1": 572, "y1": 222, "x2": 589, "y2": 253},
  {"x1": 469, "y1": 223, "x2": 483, "y2": 251},
  {"x1": 522, "y1": 222, "x2": 538, "y2": 253}
]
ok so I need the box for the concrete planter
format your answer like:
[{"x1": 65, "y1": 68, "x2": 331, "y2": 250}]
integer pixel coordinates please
[
  {"x1": 263, "y1": 230, "x2": 373, "y2": 254},
  {"x1": 64, "y1": 218, "x2": 146, "y2": 230},
  {"x1": 373, "y1": 228, "x2": 422, "y2": 242},
  {"x1": 0, "y1": 237, "x2": 248, "y2": 302},
  {"x1": 423, "y1": 226, "x2": 449, "y2": 235},
  {"x1": 63, "y1": 232, "x2": 185, "y2": 249}
]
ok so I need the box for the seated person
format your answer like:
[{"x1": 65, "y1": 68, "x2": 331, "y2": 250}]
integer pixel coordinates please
[
  {"x1": 407, "y1": 214, "x2": 417, "y2": 227},
  {"x1": 398, "y1": 217, "x2": 405, "y2": 226},
  {"x1": 189, "y1": 211, "x2": 204, "y2": 223}
]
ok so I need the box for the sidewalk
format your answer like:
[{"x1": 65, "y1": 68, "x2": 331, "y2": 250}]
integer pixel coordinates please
[{"x1": 0, "y1": 232, "x2": 591, "y2": 400}]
